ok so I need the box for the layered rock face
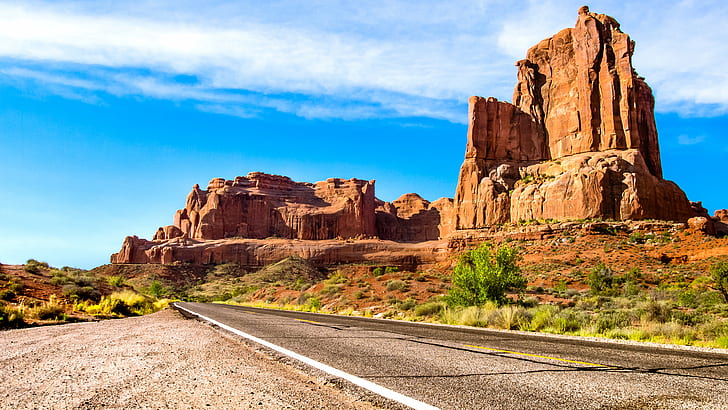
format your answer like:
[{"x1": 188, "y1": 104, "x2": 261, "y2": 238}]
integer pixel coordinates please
[
  {"x1": 454, "y1": 6, "x2": 694, "y2": 228},
  {"x1": 157, "y1": 173, "x2": 378, "y2": 241},
  {"x1": 151, "y1": 172, "x2": 451, "y2": 243},
  {"x1": 113, "y1": 173, "x2": 453, "y2": 265},
  {"x1": 111, "y1": 236, "x2": 447, "y2": 268},
  {"x1": 375, "y1": 194, "x2": 454, "y2": 242}
]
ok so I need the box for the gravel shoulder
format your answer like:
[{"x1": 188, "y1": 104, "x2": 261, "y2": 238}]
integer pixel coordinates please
[{"x1": 0, "y1": 309, "x2": 378, "y2": 409}]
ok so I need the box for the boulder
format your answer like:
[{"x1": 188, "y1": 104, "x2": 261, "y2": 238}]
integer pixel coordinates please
[{"x1": 688, "y1": 217, "x2": 716, "y2": 236}]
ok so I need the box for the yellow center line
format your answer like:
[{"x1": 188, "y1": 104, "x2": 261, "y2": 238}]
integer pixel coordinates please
[
  {"x1": 464, "y1": 344, "x2": 613, "y2": 368},
  {"x1": 294, "y1": 318, "x2": 322, "y2": 324}
]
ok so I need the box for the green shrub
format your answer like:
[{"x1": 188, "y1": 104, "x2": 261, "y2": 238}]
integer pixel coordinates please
[
  {"x1": 62, "y1": 284, "x2": 101, "y2": 301},
  {"x1": 31, "y1": 303, "x2": 66, "y2": 321},
  {"x1": 710, "y1": 261, "x2": 728, "y2": 302},
  {"x1": 83, "y1": 291, "x2": 157, "y2": 316},
  {"x1": 321, "y1": 283, "x2": 341, "y2": 296},
  {"x1": 0, "y1": 302, "x2": 25, "y2": 328},
  {"x1": 324, "y1": 272, "x2": 348, "y2": 286},
  {"x1": 549, "y1": 309, "x2": 588, "y2": 333},
  {"x1": 414, "y1": 301, "x2": 446, "y2": 317},
  {"x1": 595, "y1": 310, "x2": 633, "y2": 333},
  {"x1": 24, "y1": 259, "x2": 49, "y2": 274},
  {"x1": 638, "y1": 300, "x2": 673, "y2": 323},
  {"x1": 0, "y1": 289, "x2": 15, "y2": 301},
  {"x1": 588, "y1": 263, "x2": 619, "y2": 296},
  {"x1": 528, "y1": 304, "x2": 559, "y2": 331},
  {"x1": 491, "y1": 305, "x2": 528, "y2": 330},
  {"x1": 385, "y1": 266, "x2": 399, "y2": 274},
  {"x1": 372, "y1": 267, "x2": 384, "y2": 277},
  {"x1": 447, "y1": 243, "x2": 525, "y2": 306},
  {"x1": 7, "y1": 280, "x2": 23, "y2": 294},
  {"x1": 307, "y1": 296, "x2": 321, "y2": 311},
  {"x1": 397, "y1": 298, "x2": 417, "y2": 311},
  {"x1": 385, "y1": 279, "x2": 407, "y2": 292},
  {"x1": 147, "y1": 280, "x2": 168, "y2": 298},
  {"x1": 107, "y1": 276, "x2": 126, "y2": 287}
]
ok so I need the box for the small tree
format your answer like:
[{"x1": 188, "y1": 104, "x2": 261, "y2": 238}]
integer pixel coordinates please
[
  {"x1": 587, "y1": 262, "x2": 618, "y2": 296},
  {"x1": 710, "y1": 261, "x2": 728, "y2": 302},
  {"x1": 447, "y1": 243, "x2": 525, "y2": 306}
]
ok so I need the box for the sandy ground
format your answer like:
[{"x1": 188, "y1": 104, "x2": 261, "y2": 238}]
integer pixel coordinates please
[{"x1": 0, "y1": 309, "x2": 378, "y2": 409}]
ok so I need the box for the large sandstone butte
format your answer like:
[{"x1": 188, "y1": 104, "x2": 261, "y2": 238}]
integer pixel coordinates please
[{"x1": 454, "y1": 6, "x2": 695, "y2": 229}]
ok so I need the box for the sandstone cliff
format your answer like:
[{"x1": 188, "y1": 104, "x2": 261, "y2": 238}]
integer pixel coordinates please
[
  {"x1": 454, "y1": 6, "x2": 694, "y2": 228},
  {"x1": 152, "y1": 172, "x2": 450, "y2": 243},
  {"x1": 112, "y1": 173, "x2": 453, "y2": 265}
]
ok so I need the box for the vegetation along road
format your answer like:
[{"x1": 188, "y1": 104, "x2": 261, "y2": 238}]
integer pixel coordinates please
[{"x1": 176, "y1": 302, "x2": 728, "y2": 410}]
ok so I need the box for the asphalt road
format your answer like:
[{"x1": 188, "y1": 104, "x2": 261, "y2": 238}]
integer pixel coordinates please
[{"x1": 175, "y1": 302, "x2": 728, "y2": 409}]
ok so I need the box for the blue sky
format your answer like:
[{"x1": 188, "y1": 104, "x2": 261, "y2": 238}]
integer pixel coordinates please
[{"x1": 1, "y1": 0, "x2": 726, "y2": 269}]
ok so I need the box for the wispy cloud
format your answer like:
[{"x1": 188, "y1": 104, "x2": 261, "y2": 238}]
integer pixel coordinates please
[
  {"x1": 677, "y1": 134, "x2": 706, "y2": 145},
  {"x1": 0, "y1": 1, "x2": 727, "y2": 121}
]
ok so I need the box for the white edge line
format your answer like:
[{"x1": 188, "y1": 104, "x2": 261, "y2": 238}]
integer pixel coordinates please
[{"x1": 174, "y1": 303, "x2": 440, "y2": 410}]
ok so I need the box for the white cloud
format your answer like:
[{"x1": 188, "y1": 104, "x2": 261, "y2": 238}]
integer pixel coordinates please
[
  {"x1": 0, "y1": 1, "x2": 727, "y2": 121},
  {"x1": 677, "y1": 134, "x2": 706, "y2": 145},
  {"x1": 196, "y1": 104, "x2": 260, "y2": 119}
]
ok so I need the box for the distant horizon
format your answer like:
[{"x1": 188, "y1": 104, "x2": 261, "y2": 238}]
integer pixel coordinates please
[{"x1": 2, "y1": 1, "x2": 726, "y2": 269}]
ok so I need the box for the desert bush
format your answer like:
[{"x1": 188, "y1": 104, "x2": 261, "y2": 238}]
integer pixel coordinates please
[
  {"x1": 83, "y1": 291, "x2": 159, "y2": 316},
  {"x1": 396, "y1": 298, "x2": 417, "y2": 311},
  {"x1": 710, "y1": 261, "x2": 728, "y2": 302},
  {"x1": 447, "y1": 243, "x2": 525, "y2": 306},
  {"x1": 28, "y1": 296, "x2": 66, "y2": 321},
  {"x1": 211, "y1": 262, "x2": 244, "y2": 277},
  {"x1": 414, "y1": 301, "x2": 446, "y2": 317},
  {"x1": 587, "y1": 263, "x2": 620, "y2": 296},
  {"x1": 306, "y1": 296, "x2": 321, "y2": 311},
  {"x1": 594, "y1": 310, "x2": 633, "y2": 333},
  {"x1": 146, "y1": 280, "x2": 168, "y2": 298},
  {"x1": 62, "y1": 284, "x2": 101, "y2": 301},
  {"x1": 385, "y1": 266, "x2": 399, "y2": 274},
  {"x1": 0, "y1": 302, "x2": 25, "y2": 328},
  {"x1": 527, "y1": 304, "x2": 559, "y2": 331},
  {"x1": 549, "y1": 308, "x2": 589, "y2": 333},
  {"x1": 638, "y1": 300, "x2": 673, "y2": 323},
  {"x1": 321, "y1": 283, "x2": 342, "y2": 296},
  {"x1": 372, "y1": 267, "x2": 385, "y2": 277},
  {"x1": 0, "y1": 289, "x2": 15, "y2": 301},
  {"x1": 7, "y1": 279, "x2": 24, "y2": 294},
  {"x1": 385, "y1": 279, "x2": 407, "y2": 292},
  {"x1": 491, "y1": 305, "x2": 528, "y2": 330},
  {"x1": 325, "y1": 271, "x2": 348, "y2": 284},
  {"x1": 24, "y1": 259, "x2": 49, "y2": 274},
  {"x1": 441, "y1": 303, "x2": 499, "y2": 327},
  {"x1": 107, "y1": 276, "x2": 126, "y2": 287}
]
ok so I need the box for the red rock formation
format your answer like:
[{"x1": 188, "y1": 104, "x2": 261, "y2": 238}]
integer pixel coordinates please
[
  {"x1": 714, "y1": 209, "x2": 728, "y2": 236},
  {"x1": 513, "y1": 6, "x2": 662, "y2": 177},
  {"x1": 113, "y1": 173, "x2": 453, "y2": 265},
  {"x1": 172, "y1": 173, "x2": 377, "y2": 241},
  {"x1": 110, "y1": 236, "x2": 448, "y2": 269},
  {"x1": 454, "y1": 6, "x2": 695, "y2": 228},
  {"x1": 375, "y1": 194, "x2": 454, "y2": 242},
  {"x1": 715, "y1": 210, "x2": 728, "y2": 223}
]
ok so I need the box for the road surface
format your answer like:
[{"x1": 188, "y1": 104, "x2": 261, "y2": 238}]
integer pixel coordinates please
[{"x1": 175, "y1": 302, "x2": 728, "y2": 409}]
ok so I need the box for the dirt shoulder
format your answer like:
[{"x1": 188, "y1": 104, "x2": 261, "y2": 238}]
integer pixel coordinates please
[{"x1": 0, "y1": 309, "x2": 377, "y2": 409}]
